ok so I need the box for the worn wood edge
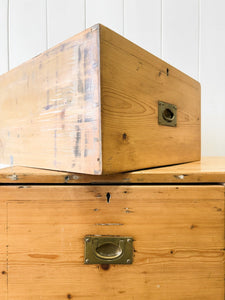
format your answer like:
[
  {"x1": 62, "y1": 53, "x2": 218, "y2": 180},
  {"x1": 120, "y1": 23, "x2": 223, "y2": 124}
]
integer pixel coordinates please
[{"x1": 0, "y1": 157, "x2": 224, "y2": 184}]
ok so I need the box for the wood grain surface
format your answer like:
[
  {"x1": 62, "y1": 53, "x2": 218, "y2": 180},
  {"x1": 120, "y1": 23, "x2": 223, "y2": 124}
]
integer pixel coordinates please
[
  {"x1": 0, "y1": 25, "x2": 101, "y2": 175},
  {"x1": 0, "y1": 185, "x2": 224, "y2": 299},
  {"x1": 100, "y1": 24, "x2": 201, "y2": 173},
  {"x1": 0, "y1": 157, "x2": 224, "y2": 184}
]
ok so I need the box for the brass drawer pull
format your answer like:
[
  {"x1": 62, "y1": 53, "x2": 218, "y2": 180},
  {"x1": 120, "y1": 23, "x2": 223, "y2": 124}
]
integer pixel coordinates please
[
  {"x1": 158, "y1": 101, "x2": 177, "y2": 127},
  {"x1": 95, "y1": 241, "x2": 123, "y2": 260},
  {"x1": 84, "y1": 236, "x2": 133, "y2": 264}
]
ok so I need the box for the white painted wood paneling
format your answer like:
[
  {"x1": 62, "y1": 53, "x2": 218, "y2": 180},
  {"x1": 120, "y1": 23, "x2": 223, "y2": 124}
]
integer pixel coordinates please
[
  {"x1": 9, "y1": 0, "x2": 47, "y2": 69},
  {"x1": 162, "y1": 0, "x2": 199, "y2": 79},
  {"x1": 200, "y1": 0, "x2": 225, "y2": 156},
  {"x1": 0, "y1": 0, "x2": 8, "y2": 75},
  {"x1": 47, "y1": 0, "x2": 85, "y2": 48},
  {"x1": 124, "y1": 0, "x2": 161, "y2": 57},
  {"x1": 86, "y1": 0, "x2": 123, "y2": 35}
]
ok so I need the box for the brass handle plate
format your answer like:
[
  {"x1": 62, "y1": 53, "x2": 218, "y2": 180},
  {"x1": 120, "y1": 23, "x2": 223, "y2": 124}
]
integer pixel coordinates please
[
  {"x1": 84, "y1": 235, "x2": 133, "y2": 264},
  {"x1": 158, "y1": 101, "x2": 177, "y2": 127}
]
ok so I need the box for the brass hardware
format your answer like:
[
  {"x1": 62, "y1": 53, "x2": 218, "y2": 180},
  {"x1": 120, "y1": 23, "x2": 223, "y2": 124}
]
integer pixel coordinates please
[
  {"x1": 84, "y1": 235, "x2": 133, "y2": 264},
  {"x1": 158, "y1": 101, "x2": 177, "y2": 127}
]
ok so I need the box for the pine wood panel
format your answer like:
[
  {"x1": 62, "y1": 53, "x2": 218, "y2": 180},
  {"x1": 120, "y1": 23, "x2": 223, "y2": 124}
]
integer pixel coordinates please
[
  {"x1": 100, "y1": 25, "x2": 201, "y2": 174},
  {"x1": 0, "y1": 157, "x2": 225, "y2": 184},
  {"x1": 0, "y1": 185, "x2": 223, "y2": 299},
  {"x1": 0, "y1": 25, "x2": 101, "y2": 175}
]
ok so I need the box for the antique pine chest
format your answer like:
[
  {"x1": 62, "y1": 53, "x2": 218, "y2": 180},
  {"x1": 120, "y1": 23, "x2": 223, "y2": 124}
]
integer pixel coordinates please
[{"x1": 0, "y1": 157, "x2": 224, "y2": 299}]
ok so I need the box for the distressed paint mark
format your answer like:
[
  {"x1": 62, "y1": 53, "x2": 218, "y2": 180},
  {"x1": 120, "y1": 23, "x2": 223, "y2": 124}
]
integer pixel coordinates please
[
  {"x1": 84, "y1": 78, "x2": 92, "y2": 101},
  {"x1": 43, "y1": 104, "x2": 53, "y2": 110},
  {"x1": 78, "y1": 78, "x2": 83, "y2": 93},
  {"x1": 84, "y1": 131, "x2": 88, "y2": 157},
  {"x1": 74, "y1": 125, "x2": 81, "y2": 157},
  {"x1": 77, "y1": 114, "x2": 82, "y2": 123},
  {"x1": 84, "y1": 116, "x2": 93, "y2": 123},
  {"x1": 54, "y1": 130, "x2": 57, "y2": 167}
]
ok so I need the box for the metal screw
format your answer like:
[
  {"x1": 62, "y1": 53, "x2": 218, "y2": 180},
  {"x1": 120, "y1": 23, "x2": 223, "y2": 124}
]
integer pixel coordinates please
[
  {"x1": 85, "y1": 258, "x2": 89, "y2": 263},
  {"x1": 127, "y1": 238, "x2": 132, "y2": 243},
  {"x1": 126, "y1": 259, "x2": 131, "y2": 264},
  {"x1": 85, "y1": 237, "x2": 90, "y2": 242}
]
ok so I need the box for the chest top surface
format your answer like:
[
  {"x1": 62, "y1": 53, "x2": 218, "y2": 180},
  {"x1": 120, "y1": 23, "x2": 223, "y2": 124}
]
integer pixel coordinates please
[{"x1": 0, "y1": 157, "x2": 224, "y2": 184}]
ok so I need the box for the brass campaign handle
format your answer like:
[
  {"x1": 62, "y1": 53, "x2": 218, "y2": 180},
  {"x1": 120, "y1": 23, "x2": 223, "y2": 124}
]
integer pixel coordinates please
[
  {"x1": 84, "y1": 236, "x2": 133, "y2": 264},
  {"x1": 93, "y1": 239, "x2": 124, "y2": 260},
  {"x1": 158, "y1": 101, "x2": 177, "y2": 127}
]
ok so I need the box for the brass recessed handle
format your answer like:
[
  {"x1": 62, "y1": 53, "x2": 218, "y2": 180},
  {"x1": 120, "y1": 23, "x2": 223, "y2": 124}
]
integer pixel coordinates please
[
  {"x1": 84, "y1": 236, "x2": 133, "y2": 264},
  {"x1": 95, "y1": 240, "x2": 123, "y2": 260},
  {"x1": 162, "y1": 108, "x2": 175, "y2": 122},
  {"x1": 158, "y1": 101, "x2": 177, "y2": 127}
]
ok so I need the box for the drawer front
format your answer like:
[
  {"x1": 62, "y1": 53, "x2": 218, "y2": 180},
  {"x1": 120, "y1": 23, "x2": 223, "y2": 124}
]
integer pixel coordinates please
[{"x1": 0, "y1": 185, "x2": 224, "y2": 299}]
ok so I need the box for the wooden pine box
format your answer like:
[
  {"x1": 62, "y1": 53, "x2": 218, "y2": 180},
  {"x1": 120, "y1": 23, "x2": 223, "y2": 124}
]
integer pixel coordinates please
[
  {"x1": 0, "y1": 157, "x2": 224, "y2": 299},
  {"x1": 0, "y1": 24, "x2": 200, "y2": 175}
]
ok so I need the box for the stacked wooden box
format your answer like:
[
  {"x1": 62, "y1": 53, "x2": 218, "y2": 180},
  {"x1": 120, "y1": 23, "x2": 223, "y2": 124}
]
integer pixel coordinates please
[{"x1": 0, "y1": 24, "x2": 200, "y2": 175}]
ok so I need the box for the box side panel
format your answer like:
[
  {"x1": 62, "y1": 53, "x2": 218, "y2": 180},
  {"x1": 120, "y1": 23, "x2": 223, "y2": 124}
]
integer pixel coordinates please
[
  {"x1": 1, "y1": 185, "x2": 224, "y2": 299},
  {"x1": 100, "y1": 25, "x2": 201, "y2": 174},
  {"x1": 0, "y1": 25, "x2": 101, "y2": 175}
]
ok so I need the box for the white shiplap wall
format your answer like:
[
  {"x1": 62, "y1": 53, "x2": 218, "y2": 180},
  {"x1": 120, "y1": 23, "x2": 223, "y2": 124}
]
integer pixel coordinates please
[{"x1": 0, "y1": 0, "x2": 224, "y2": 159}]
